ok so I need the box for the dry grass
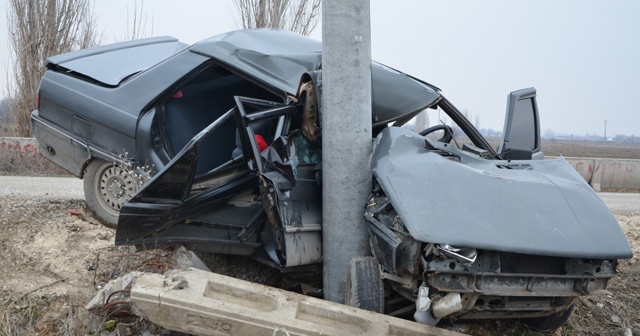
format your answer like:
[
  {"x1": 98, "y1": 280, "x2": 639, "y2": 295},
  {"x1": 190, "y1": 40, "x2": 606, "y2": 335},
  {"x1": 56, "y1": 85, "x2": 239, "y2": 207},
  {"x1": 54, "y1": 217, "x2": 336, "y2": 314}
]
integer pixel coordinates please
[
  {"x1": 7, "y1": 253, "x2": 632, "y2": 335},
  {"x1": 569, "y1": 261, "x2": 639, "y2": 335},
  {"x1": 0, "y1": 246, "x2": 178, "y2": 335},
  {"x1": 0, "y1": 296, "x2": 92, "y2": 336},
  {"x1": 0, "y1": 140, "x2": 69, "y2": 176}
]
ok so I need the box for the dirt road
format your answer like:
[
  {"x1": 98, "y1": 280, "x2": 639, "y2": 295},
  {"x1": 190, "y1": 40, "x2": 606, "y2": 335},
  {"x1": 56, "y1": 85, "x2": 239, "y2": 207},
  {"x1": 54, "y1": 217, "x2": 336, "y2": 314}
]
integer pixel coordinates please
[{"x1": 0, "y1": 176, "x2": 83, "y2": 199}]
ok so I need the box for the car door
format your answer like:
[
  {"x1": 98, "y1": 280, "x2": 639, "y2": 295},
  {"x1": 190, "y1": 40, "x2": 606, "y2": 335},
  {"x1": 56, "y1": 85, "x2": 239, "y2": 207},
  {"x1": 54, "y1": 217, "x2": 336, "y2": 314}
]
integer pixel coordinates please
[{"x1": 115, "y1": 99, "x2": 296, "y2": 255}]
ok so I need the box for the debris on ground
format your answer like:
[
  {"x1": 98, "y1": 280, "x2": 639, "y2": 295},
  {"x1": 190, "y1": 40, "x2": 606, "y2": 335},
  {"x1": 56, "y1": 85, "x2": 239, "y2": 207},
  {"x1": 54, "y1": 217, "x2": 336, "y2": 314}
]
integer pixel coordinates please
[{"x1": 1, "y1": 197, "x2": 638, "y2": 335}]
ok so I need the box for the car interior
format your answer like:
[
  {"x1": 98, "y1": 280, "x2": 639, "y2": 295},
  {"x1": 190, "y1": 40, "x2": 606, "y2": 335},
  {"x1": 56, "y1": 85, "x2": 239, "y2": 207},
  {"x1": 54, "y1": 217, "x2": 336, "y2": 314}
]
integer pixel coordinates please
[{"x1": 158, "y1": 63, "x2": 281, "y2": 176}]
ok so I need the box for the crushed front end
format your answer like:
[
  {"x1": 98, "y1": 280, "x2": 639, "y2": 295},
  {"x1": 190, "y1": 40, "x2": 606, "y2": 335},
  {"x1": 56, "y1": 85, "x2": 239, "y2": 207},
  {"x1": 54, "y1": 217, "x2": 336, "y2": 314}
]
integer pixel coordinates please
[
  {"x1": 364, "y1": 126, "x2": 631, "y2": 329},
  {"x1": 365, "y1": 192, "x2": 618, "y2": 325}
]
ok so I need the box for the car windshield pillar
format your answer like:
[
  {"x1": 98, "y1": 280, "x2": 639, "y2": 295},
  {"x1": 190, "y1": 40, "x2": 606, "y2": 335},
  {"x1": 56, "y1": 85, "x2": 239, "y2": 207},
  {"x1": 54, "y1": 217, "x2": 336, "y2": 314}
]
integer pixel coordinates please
[{"x1": 437, "y1": 96, "x2": 497, "y2": 157}]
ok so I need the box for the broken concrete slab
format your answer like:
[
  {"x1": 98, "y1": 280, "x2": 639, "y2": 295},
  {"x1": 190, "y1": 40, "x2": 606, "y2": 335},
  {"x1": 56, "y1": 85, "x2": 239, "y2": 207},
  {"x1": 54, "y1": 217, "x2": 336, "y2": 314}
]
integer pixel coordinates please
[
  {"x1": 86, "y1": 246, "x2": 209, "y2": 309},
  {"x1": 86, "y1": 271, "x2": 143, "y2": 312},
  {"x1": 171, "y1": 246, "x2": 211, "y2": 272},
  {"x1": 130, "y1": 268, "x2": 466, "y2": 336}
]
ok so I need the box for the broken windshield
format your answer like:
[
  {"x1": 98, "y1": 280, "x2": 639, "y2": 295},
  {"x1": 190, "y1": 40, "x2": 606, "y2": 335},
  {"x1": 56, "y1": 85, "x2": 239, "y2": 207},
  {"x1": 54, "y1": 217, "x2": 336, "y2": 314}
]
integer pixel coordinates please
[{"x1": 398, "y1": 97, "x2": 498, "y2": 158}]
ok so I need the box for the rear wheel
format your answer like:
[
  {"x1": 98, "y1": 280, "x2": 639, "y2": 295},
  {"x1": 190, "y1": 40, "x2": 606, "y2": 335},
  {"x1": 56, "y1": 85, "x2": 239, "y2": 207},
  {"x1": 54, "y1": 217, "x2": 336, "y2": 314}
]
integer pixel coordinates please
[
  {"x1": 345, "y1": 256, "x2": 384, "y2": 313},
  {"x1": 523, "y1": 304, "x2": 574, "y2": 331},
  {"x1": 83, "y1": 159, "x2": 139, "y2": 228}
]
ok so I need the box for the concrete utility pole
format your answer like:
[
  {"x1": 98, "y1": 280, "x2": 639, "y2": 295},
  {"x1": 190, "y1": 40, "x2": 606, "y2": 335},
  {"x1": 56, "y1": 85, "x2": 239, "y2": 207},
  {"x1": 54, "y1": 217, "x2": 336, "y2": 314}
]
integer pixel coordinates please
[{"x1": 321, "y1": 0, "x2": 373, "y2": 303}]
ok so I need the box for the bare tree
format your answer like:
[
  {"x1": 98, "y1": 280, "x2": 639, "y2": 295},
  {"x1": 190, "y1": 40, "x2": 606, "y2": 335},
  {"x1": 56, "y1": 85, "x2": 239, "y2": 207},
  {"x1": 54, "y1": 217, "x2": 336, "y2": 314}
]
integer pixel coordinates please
[
  {"x1": 5, "y1": 0, "x2": 100, "y2": 136},
  {"x1": 232, "y1": 0, "x2": 321, "y2": 36},
  {"x1": 126, "y1": 0, "x2": 153, "y2": 40}
]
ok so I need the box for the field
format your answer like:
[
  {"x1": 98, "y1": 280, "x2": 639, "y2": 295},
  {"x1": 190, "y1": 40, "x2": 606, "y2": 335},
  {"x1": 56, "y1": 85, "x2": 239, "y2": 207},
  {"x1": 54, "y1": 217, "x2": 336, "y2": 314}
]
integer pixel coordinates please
[
  {"x1": 481, "y1": 137, "x2": 640, "y2": 160},
  {"x1": 540, "y1": 139, "x2": 640, "y2": 160}
]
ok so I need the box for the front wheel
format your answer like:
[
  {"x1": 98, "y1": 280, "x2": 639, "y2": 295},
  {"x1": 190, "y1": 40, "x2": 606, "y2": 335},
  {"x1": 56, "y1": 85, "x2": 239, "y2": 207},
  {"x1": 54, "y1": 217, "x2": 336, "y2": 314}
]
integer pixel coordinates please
[
  {"x1": 83, "y1": 159, "x2": 139, "y2": 228},
  {"x1": 345, "y1": 256, "x2": 385, "y2": 313}
]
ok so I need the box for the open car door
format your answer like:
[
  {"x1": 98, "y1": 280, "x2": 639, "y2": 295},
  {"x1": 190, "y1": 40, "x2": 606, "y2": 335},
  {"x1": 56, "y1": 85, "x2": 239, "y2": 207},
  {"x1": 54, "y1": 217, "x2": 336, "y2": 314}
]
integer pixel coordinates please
[
  {"x1": 498, "y1": 87, "x2": 543, "y2": 160},
  {"x1": 115, "y1": 98, "x2": 296, "y2": 255}
]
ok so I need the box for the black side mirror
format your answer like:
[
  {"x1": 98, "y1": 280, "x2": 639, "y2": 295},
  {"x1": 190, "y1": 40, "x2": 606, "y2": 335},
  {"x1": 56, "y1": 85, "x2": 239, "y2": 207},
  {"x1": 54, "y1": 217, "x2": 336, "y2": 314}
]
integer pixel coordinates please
[
  {"x1": 499, "y1": 88, "x2": 541, "y2": 158},
  {"x1": 501, "y1": 147, "x2": 533, "y2": 160}
]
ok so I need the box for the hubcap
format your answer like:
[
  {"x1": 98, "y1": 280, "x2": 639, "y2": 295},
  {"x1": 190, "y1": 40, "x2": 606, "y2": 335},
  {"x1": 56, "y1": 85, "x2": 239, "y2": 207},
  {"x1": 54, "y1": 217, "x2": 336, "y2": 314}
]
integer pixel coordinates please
[{"x1": 97, "y1": 164, "x2": 138, "y2": 215}]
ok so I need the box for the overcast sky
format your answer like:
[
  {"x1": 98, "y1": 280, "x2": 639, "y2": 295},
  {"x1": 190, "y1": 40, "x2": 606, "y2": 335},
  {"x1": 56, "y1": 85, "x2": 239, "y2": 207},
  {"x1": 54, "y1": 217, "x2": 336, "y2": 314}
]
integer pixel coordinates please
[{"x1": 1, "y1": 0, "x2": 638, "y2": 137}]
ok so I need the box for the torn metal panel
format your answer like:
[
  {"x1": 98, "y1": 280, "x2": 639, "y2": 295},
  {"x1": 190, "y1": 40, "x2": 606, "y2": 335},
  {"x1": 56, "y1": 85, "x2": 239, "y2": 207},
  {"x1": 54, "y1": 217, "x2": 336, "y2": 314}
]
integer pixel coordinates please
[
  {"x1": 262, "y1": 131, "x2": 302, "y2": 183},
  {"x1": 191, "y1": 29, "x2": 323, "y2": 94},
  {"x1": 436, "y1": 245, "x2": 477, "y2": 265},
  {"x1": 192, "y1": 29, "x2": 439, "y2": 126},
  {"x1": 371, "y1": 126, "x2": 632, "y2": 259},
  {"x1": 259, "y1": 166, "x2": 323, "y2": 268},
  {"x1": 259, "y1": 125, "x2": 322, "y2": 183},
  {"x1": 364, "y1": 211, "x2": 421, "y2": 278},
  {"x1": 370, "y1": 63, "x2": 440, "y2": 126}
]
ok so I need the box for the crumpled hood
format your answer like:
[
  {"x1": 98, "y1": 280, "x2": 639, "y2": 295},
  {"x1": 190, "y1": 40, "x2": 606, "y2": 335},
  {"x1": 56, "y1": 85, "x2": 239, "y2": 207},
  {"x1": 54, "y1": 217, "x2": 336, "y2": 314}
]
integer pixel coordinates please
[{"x1": 372, "y1": 127, "x2": 633, "y2": 259}]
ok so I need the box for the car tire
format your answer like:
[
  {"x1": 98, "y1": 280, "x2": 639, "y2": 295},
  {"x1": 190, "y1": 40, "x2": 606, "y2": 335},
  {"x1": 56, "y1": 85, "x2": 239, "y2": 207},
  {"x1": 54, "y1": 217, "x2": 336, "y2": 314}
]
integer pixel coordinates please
[
  {"x1": 346, "y1": 256, "x2": 385, "y2": 313},
  {"x1": 83, "y1": 159, "x2": 139, "y2": 228},
  {"x1": 523, "y1": 304, "x2": 574, "y2": 331}
]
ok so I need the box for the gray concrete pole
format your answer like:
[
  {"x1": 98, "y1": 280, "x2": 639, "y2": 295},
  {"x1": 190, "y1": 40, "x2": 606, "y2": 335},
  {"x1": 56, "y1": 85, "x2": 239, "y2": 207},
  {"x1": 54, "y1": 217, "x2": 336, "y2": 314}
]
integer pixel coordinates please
[{"x1": 321, "y1": 0, "x2": 373, "y2": 303}]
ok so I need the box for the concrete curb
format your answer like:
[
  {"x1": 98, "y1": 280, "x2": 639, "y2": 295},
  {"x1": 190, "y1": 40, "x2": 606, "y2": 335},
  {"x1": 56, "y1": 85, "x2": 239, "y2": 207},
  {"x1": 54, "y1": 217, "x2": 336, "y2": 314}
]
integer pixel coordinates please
[
  {"x1": 0, "y1": 137, "x2": 39, "y2": 157},
  {"x1": 564, "y1": 157, "x2": 640, "y2": 192},
  {"x1": 131, "y1": 268, "x2": 465, "y2": 336}
]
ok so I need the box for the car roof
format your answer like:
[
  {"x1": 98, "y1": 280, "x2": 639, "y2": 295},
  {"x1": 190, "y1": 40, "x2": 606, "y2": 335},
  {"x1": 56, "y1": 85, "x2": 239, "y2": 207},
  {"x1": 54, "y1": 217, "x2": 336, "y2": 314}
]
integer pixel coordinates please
[
  {"x1": 44, "y1": 29, "x2": 440, "y2": 126},
  {"x1": 191, "y1": 29, "x2": 441, "y2": 126},
  {"x1": 191, "y1": 29, "x2": 322, "y2": 95}
]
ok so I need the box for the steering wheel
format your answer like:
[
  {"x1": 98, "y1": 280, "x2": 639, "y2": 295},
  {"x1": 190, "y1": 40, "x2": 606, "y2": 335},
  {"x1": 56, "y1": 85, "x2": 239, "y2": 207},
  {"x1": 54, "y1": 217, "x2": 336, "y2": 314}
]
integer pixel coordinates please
[{"x1": 419, "y1": 125, "x2": 454, "y2": 143}]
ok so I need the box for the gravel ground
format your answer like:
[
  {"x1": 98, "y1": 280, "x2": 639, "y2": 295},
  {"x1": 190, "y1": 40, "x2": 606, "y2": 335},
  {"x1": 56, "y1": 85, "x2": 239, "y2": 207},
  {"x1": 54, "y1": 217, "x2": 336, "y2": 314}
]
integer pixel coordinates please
[
  {"x1": 599, "y1": 192, "x2": 640, "y2": 215},
  {"x1": 0, "y1": 176, "x2": 84, "y2": 199}
]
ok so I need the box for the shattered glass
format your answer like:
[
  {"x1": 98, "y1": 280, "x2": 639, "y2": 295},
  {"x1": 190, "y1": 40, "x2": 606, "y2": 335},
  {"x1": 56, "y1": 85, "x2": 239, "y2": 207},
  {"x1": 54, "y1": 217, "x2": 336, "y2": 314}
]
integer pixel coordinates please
[{"x1": 261, "y1": 130, "x2": 321, "y2": 183}]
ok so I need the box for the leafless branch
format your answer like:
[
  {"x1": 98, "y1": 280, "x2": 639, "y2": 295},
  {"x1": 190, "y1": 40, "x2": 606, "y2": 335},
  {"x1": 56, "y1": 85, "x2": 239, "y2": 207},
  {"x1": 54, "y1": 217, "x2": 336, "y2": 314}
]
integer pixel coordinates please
[
  {"x1": 126, "y1": 0, "x2": 152, "y2": 40},
  {"x1": 232, "y1": 0, "x2": 321, "y2": 36},
  {"x1": 5, "y1": 0, "x2": 100, "y2": 137}
]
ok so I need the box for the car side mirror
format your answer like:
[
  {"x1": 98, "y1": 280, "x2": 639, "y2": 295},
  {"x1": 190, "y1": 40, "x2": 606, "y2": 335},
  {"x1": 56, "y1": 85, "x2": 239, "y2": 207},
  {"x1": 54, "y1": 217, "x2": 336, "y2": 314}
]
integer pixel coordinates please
[
  {"x1": 498, "y1": 87, "x2": 542, "y2": 159},
  {"x1": 501, "y1": 147, "x2": 533, "y2": 160}
]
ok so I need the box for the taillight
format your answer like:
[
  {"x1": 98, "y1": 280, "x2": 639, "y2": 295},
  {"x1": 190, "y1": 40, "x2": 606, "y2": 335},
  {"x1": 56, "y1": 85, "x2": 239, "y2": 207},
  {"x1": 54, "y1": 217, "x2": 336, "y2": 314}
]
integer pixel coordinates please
[{"x1": 36, "y1": 93, "x2": 40, "y2": 109}]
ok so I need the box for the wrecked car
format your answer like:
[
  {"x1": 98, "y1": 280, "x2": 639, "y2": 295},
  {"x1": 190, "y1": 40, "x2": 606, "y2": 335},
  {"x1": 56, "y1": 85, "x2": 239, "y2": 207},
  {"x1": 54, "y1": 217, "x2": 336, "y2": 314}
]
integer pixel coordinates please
[
  {"x1": 32, "y1": 29, "x2": 632, "y2": 330},
  {"x1": 31, "y1": 29, "x2": 428, "y2": 227}
]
